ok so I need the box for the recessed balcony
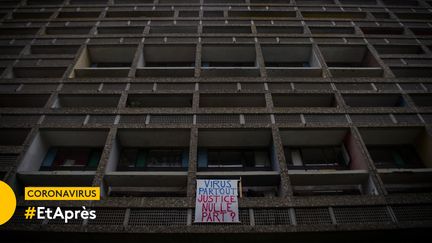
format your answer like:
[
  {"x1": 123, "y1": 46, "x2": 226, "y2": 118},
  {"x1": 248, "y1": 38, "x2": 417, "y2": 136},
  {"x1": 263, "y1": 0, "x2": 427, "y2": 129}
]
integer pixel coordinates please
[
  {"x1": 72, "y1": 45, "x2": 137, "y2": 78},
  {"x1": 261, "y1": 44, "x2": 322, "y2": 77}
]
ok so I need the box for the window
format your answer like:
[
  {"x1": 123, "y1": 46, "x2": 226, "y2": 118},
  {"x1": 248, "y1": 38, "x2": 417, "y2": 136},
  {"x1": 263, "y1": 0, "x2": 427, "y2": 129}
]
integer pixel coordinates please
[
  {"x1": 309, "y1": 26, "x2": 355, "y2": 34},
  {"x1": 0, "y1": 94, "x2": 49, "y2": 108},
  {"x1": 97, "y1": 27, "x2": 144, "y2": 34},
  {"x1": 371, "y1": 12, "x2": 391, "y2": 19},
  {"x1": 199, "y1": 148, "x2": 271, "y2": 170},
  {"x1": 0, "y1": 45, "x2": 24, "y2": 55},
  {"x1": 343, "y1": 94, "x2": 405, "y2": 107},
  {"x1": 410, "y1": 28, "x2": 432, "y2": 36},
  {"x1": 368, "y1": 146, "x2": 424, "y2": 169},
  {"x1": 29, "y1": 45, "x2": 80, "y2": 55},
  {"x1": 391, "y1": 67, "x2": 432, "y2": 78},
  {"x1": 296, "y1": 0, "x2": 334, "y2": 4},
  {"x1": 149, "y1": 26, "x2": 197, "y2": 34},
  {"x1": 70, "y1": 0, "x2": 108, "y2": 4},
  {"x1": 45, "y1": 27, "x2": 92, "y2": 35},
  {"x1": 57, "y1": 11, "x2": 100, "y2": 18},
  {"x1": 40, "y1": 147, "x2": 102, "y2": 171},
  {"x1": 203, "y1": 11, "x2": 224, "y2": 18},
  {"x1": 199, "y1": 94, "x2": 266, "y2": 108},
  {"x1": 382, "y1": 0, "x2": 419, "y2": 6},
  {"x1": 410, "y1": 94, "x2": 432, "y2": 107},
  {"x1": 179, "y1": 11, "x2": 199, "y2": 18},
  {"x1": 114, "y1": 0, "x2": 154, "y2": 3},
  {"x1": 53, "y1": 94, "x2": 120, "y2": 108},
  {"x1": 0, "y1": 129, "x2": 30, "y2": 146},
  {"x1": 301, "y1": 11, "x2": 366, "y2": 19},
  {"x1": 228, "y1": 11, "x2": 296, "y2": 18},
  {"x1": 117, "y1": 148, "x2": 188, "y2": 171},
  {"x1": 360, "y1": 27, "x2": 404, "y2": 35},
  {"x1": 339, "y1": 0, "x2": 376, "y2": 4},
  {"x1": 395, "y1": 13, "x2": 431, "y2": 20},
  {"x1": 205, "y1": 0, "x2": 244, "y2": 3},
  {"x1": 126, "y1": 94, "x2": 193, "y2": 108},
  {"x1": 272, "y1": 94, "x2": 336, "y2": 107},
  {"x1": 27, "y1": 0, "x2": 64, "y2": 5},
  {"x1": 373, "y1": 45, "x2": 425, "y2": 55},
  {"x1": 256, "y1": 26, "x2": 303, "y2": 34},
  {"x1": 12, "y1": 12, "x2": 53, "y2": 19},
  {"x1": 105, "y1": 11, "x2": 173, "y2": 18},
  {"x1": 0, "y1": 27, "x2": 39, "y2": 36},
  {"x1": 202, "y1": 26, "x2": 251, "y2": 34},
  {"x1": 284, "y1": 146, "x2": 350, "y2": 170},
  {"x1": 293, "y1": 184, "x2": 363, "y2": 196}
]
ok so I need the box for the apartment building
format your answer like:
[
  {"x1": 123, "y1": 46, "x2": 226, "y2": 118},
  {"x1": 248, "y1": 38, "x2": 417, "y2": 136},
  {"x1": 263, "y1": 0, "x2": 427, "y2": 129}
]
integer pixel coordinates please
[{"x1": 0, "y1": 0, "x2": 432, "y2": 242}]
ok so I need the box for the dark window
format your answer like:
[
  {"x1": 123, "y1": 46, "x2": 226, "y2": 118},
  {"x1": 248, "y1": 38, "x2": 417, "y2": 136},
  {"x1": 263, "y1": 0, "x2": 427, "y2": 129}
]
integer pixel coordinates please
[
  {"x1": 117, "y1": 148, "x2": 188, "y2": 171},
  {"x1": 200, "y1": 148, "x2": 271, "y2": 171},
  {"x1": 201, "y1": 62, "x2": 255, "y2": 67},
  {"x1": 90, "y1": 62, "x2": 131, "y2": 68},
  {"x1": 265, "y1": 62, "x2": 310, "y2": 67},
  {"x1": 367, "y1": 145, "x2": 424, "y2": 169},
  {"x1": 293, "y1": 185, "x2": 362, "y2": 196},
  {"x1": 284, "y1": 146, "x2": 349, "y2": 170},
  {"x1": 40, "y1": 147, "x2": 102, "y2": 171},
  {"x1": 145, "y1": 62, "x2": 195, "y2": 67}
]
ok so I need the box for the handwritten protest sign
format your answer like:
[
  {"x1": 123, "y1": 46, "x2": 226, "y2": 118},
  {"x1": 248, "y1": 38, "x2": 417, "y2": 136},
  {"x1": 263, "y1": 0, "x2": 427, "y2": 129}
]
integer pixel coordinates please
[{"x1": 194, "y1": 179, "x2": 240, "y2": 223}]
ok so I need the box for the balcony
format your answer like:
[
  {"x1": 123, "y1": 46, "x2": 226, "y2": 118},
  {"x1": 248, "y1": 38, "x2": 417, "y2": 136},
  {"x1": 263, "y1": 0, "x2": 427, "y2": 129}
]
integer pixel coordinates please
[
  {"x1": 281, "y1": 128, "x2": 374, "y2": 196},
  {"x1": 136, "y1": 44, "x2": 196, "y2": 77},
  {"x1": 197, "y1": 129, "x2": 280, "y2": 197},
  {"x1": 72, "y1": 45, "x2": 136, "y2": 78},
  {"x1": 199, "y1": 93, "x2": 266, "y2": 108},
  {"x1": 0, "y1": 94, "x2": 50, "y2": 108},
  {"x1": 96, "y1": 26, "x2": 144, "y2": 34},
  {"x1": 200, "y1": 44, "x2": 260, "y2": 77},
  {"x1": 290, "y1": 170, "x2": 373, "y2": 196},
  {"x1": 410, "y1": 94, "x2": 432, "y2": 108},
  {"x1": 281, "y1": 128, "x2": 369, "y2": 171},
  {"x1": 17, "y1": 129, "x2": 108, "y2": 187},
  {"x1": 373, "y1": 45, "x2": 425, "y2": 55},
  {"x1": 52, "y1": 94, "x2": 120, "y2": 108},
  {"x1": 0, "y1": 129, "x2": 31, "y2": 147},
  {"x1": 359, "y1": 127, "x2": 432, "y2": 194},
  {"x1": 27, "y1": 45, "x2": 80, "y2": 56},
  {"x1": 261, "y1": 44, "x2": 322, "y2": 77},
  {"x1": 272, "y1": 93, "x2": 336, "y2": 108},
  {"x1": 126, "y1": 94, "x2": 193, "y2": 108},
  {"x1": 342, "y1": 94, "x2": 406, "y2": 108},
  {"x1": 319, "y1": 45, "x2": 384, "y2": 77},
  {"x1": 104, "y1": 129, "x2": 190, "y2": 197}
]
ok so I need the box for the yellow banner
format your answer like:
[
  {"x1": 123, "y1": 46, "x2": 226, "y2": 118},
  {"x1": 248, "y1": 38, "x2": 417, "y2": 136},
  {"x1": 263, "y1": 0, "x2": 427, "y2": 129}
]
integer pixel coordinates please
[{"x1": 25, "y1": 187, "x2": 100, "y2": 200}]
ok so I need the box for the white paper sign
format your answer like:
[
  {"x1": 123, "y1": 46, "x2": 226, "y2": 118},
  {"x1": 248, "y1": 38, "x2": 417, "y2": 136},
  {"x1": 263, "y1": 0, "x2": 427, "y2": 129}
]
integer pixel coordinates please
[{"x1": 194, "y1": 179, "x2": 240, "y2": 223}]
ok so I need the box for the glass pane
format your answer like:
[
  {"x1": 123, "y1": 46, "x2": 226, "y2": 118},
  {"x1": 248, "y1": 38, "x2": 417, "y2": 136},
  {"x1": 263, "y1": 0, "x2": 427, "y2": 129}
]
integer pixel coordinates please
[
  {"x1": 52, "y1": 148, "x2": 91, "y2": 167},
  {"x1": 254, "y1": 151, "x2": 270, "y2": 167},
  {"x1": 218, "y1": 151, "x2": 243, "y2": 167},
  {"x1": 147, "y1": 149, "x2": 182, "y2": 167},
  {"x1": 368, "y1": 147, "x2": 394, "y2": 167},
  {"x1": 119, "y1": 148, "x2": 138, "y2": 169},
  {"x1": 399, "y1": 146, "x2": 424, "y2": 168},
  {"x1": 301, "y1": 147, "x2": 325, "y2": 165}
]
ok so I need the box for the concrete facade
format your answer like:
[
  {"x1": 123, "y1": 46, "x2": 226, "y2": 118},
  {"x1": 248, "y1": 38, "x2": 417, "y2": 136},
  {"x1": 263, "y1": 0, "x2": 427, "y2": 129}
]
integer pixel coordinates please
[{"x1": 0, "y1": 0, "x2": 432, "y2": 241}]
